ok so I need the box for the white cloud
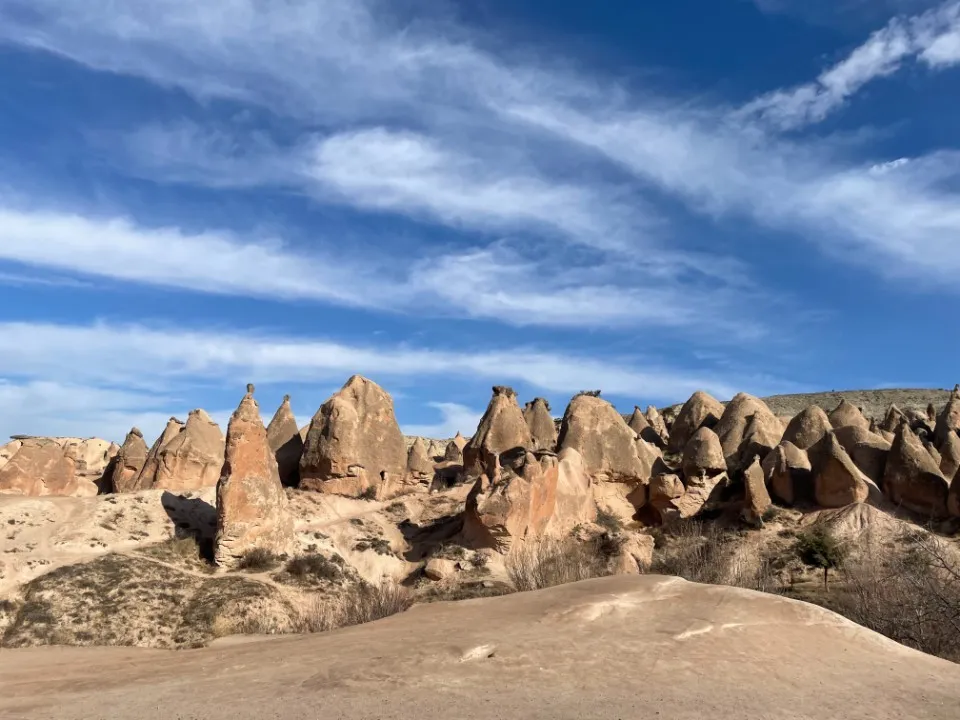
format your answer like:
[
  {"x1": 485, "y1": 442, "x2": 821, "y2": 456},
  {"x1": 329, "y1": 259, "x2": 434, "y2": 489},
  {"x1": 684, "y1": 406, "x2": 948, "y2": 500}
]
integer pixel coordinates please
[
  {"x1": 403, "y1": 402, "x2": 483, "y2": 439},
  {"x1": 738, "y1": 1, "x2": 960, "y2": 129}
]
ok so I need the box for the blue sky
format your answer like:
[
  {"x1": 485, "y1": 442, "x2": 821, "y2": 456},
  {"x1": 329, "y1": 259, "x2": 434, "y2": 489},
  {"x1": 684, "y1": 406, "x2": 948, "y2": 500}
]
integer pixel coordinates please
[{"x1": 0, "y1": 0, "x2": 959, "y2": 443}]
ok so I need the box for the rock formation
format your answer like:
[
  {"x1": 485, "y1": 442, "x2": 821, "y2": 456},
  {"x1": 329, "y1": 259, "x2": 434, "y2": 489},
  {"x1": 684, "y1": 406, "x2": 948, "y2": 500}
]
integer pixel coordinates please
[
  {"x1": 300, "y1": 375, "x2": 408, "y2": 498},
  {"x1": 0, "y1": 439, "x2": 22, "y2": 471},
  {"x1": 762, "y1": 442, "x2": 812, "y2": 506},
  {"x1": 461, "y1": 386, "x2": 532, "y2": 482},
  {"x1": 0, "y1": 439, "x2": 80, "y2": 496},
  {"x1": 810, "y1": 432, "x2": 873, "y2": 508},
  {"x1": 884, "y1": 421, "x2": 950, "y2": 518},
  {"x1": 713, "y1": 393, "x2": 781, "y2": 467},
  {"x1": 781, "y1": 406, "x2": 832, "y2": 451},
  {"x1": 938, "y1": 431, "x2": 960, "y2": 483},
  {"x1": 266, "y1": 395, "x2": 303, "y2": 487},
  {"x1": 878, "y1": 405, "x2": 906, "y2": 437},
  {"x1": 935, "y1": 385, "x2": 960, "y2": 447},
  {"x1": 406, "y1": 437, "x2": 434, "y2": 483},
  {"x1": 742, "y1": 456, "x2": 772, "y2": 526},
  {"x1": 214, "y1": 386, "x2": 296, "y2": 568},
  {"x1": 833, "y1": 425, "x2": 891, "y2": 485},
  {"x1": 523, "y1": 398, "x2": 558, "y2": 452},
  {"x1": 628, "y1": 407, "x2": 666, "y2": 448},
  {"x1": 680, "y1": 427, "x2": 726, "y2": 480},
  {"x1": 135, "y1": 417, "x2": 185, "y2": 489},
  {"x1": 151, "y1": 410, "x2": 225, "y2": 492},
  {"x1": 828, "y1": 399, "x2": 870, "y2": 432},
  {"x1": 110, "y1": 428, "x2": 149, "y2": 494},
  {"x1": 644, "y1": 406, "x2": 669, "y2": 444},
  {"x1": 666, "y1": 391, "x2": 724, "y2": 455},
  {"x1": 557, "y1": 393, "x2": 650, "y2": 484}
]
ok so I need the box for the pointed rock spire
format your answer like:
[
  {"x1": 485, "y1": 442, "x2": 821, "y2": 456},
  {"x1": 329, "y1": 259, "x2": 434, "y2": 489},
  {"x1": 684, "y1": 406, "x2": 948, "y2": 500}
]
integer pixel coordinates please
[
  {"x1": 267, "y1": 394, "x2": 303, "y2": 488},
  {"x1": 524, "y1": 397, "x2": 558, "y2": 452},
  {"x1": 110, "y1": 427, "x2": 149, "y2": 494}
]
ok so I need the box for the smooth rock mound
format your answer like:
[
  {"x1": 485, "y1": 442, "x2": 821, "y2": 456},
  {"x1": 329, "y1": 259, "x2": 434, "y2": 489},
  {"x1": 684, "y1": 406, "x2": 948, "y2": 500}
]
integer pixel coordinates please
[
  {"x1": 136, "y1": 417, "x2": 185, "y2": 489},
  {"x1": 713, "y1": 393, "x2": 781, "y2": 466},
  {"x1": 833, "y1": 425, "x2": 891, "y2": 485},
  {"x1": 781, "y1": 405, "x2": 832, "y2": 451},
  {"x1": 680, "y1": 426, "x2": 726, "y2": 480},
  {"x1": 828, "y1": 399, "x2": 870, "y2": 432},
  {"x1": 810, "y1": 432, "x2": 874, "y2": 508},
  {"x1": 266, "y1": 395, "x2": 303, "y2": 488},
  {"x1": 0, "y1": 439, "x2": 80, "y2": 496},
  {"x1": 557, "y1": 393, "x2": 649, "y2": 484},
  {"x1": 762, "y1": 441, "x2": 812, "y2": 506},
  {"x1": 406, "y1": 437, "x2": 434, "y2": 483},
  {"x1": 667, "y1": 391, "x2": 724, "y2": 454}
]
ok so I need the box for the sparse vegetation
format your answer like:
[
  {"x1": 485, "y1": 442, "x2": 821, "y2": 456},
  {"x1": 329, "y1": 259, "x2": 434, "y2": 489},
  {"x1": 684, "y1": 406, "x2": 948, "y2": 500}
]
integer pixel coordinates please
[
  {"x1": 277, "y1": 553, "x2": 345, "y2": 586},
  {"x1": 236, "y1": 547, "x2": 282, "y2": 572},
  {"x1": 595, "y1": 508, "x2": 623, "y2": 534},
  {"x1": 506, "y1": 536, "x2": 615, "y2": 592},
  {"x1": 354, "y1": 537, "x2": 394, "y2": 556},
  {"x1": 293, "y1": 582, "x2": 412, "y2": 633},
  {"x1": 795, "y1": 527, "x2": 847, "y2": 590}
]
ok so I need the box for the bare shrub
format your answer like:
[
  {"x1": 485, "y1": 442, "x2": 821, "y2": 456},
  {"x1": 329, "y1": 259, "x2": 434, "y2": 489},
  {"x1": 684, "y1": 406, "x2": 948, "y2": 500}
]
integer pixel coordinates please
[
  {"x1": 506, "y1": 536, "x2": 613, "y2": 592},
  {"x1": 236, "y1": 547, "x2": 282, "y2": 572},
  {"x1": 295, "y1": 582, "x2": 412, "y2": 633},
  {"x1": 649, "y1": 521, "x2": 730, "y2": 585}
]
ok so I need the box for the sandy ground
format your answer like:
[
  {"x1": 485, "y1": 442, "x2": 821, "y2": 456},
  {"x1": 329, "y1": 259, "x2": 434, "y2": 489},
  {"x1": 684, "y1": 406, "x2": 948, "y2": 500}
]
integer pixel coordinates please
[{"x1": 1, "y1": 574, "x2": 958, "y2": 720}]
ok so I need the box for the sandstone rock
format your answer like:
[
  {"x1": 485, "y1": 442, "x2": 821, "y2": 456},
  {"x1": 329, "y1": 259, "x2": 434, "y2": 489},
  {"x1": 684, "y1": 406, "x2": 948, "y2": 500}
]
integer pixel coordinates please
[
  {"x1": 461, "y1": 386, "x2": 532, "y2": 481},
  {"x1": 938, "y1": 431, "x2": 960, "y2": 483},
  {"x1": 424, "y1": 558, "x2": 458, "y2": 581},
  {"x1": 828, "y1": 399, "x2": 870, "y2": 432},
  {"x1": 660, "y1": 472, "x2": 728, "y2": 524},
  {"x1": 612, "y1": 534, "x2": 655, "y2": 575},
  {"x1": 935, "y1": 385, "x2": 960, "y2": 447},
  {"x1": 0, "y1": 439, "x2": 23, "y2": 471},
  {"x1": 666, "y1": 391, "x2": 724, "y2": 455},
  {"x1": 628, "y1": 407, "x2": 666, "y2": 448},
  {"x1": 110, "y1": 428, "x2": 149, "y2": 494},
  {"x1": 649, "y1": 473, "x2": 685, "y2": 505},
  {"x1": 884, "y1": 422, "x2": 950, "y2": 518},
  {"x1": 406, "y1": 437, "x2": 434, "y2": 483},
  {"x1": 558, "y1": 393, "x2": 654, "y2": 487},
  {"x1": 810, "y1": 433, "x2": 873, "y2": 508},
  {"x1": 644, "y1": 406, "x2": 669, "y2": 444},
  {"x1": 762, "y1": 442, "x2": 812, "y2": 506},
  {"x1": 136, "y1": 417, "x2": 185, "y2": 489},
  {"x1": 152, "y1": 410, "x2": 225, "y2": 492},
  {"x1": 441, "y1": 439, "x2": 464, "y2": 464},
  {"x1": 833, "y1": 425, "x2": 891, "y2": 485},
  {"x1": 879, "y1": 405, "x2": 906, "y2": 435},
  {"x1": 713, "y1": 393, "x2": 781, "y2": 466},
  {"x1": 63, "y1": 439, "x2": 117, "y2": 491},
  {"x1": 266, "y1": 395, "x2": 303, "y2": 488},
  {"x1": 742, "y1": 457, "x2": 772, "y2": 526},
  {"x1": 735, "y1": 412, "x2": 783, "y2": 471},
  {"x1": 680, "y1": 427, "x2": 725, "y2": 480},
  {"x1": 926, "y1": 442, "x2": 942, "y2": 466},
  {"x1": 452, "y1": 432, "x2": 468, "y2": 451},
  {"x1": 523, "y1": 398, "x2": 558, "y2": 452},
  {"x1": 300, "y1": 375, "x2": 407, "y2": 498},
  {"x1": 781, "y1": 406, "x2": 832, "y2": 451},
  {"x1": 214, "y1": 387, "x2": 296, "y2": 568},
  {"x1": 0, "y1": 439, "x2": 80, "y2": 496}
]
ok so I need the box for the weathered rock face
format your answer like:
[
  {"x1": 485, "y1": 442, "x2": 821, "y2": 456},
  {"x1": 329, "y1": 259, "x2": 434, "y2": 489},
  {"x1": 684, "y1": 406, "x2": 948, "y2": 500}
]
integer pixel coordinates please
[
  {"x1": 680, "y1": 427, "x2": 726, "y2": 481},
  {"x1": 441, "y1": 439, "x2": 464, "y2": 464},
  {"x1": 628, "y1": 407, "x2": 666, "y2": 448},
  {"x1": 0, "y1": 439, "x2": 80, "y2": 496},
  {"x1": 266, "y1": 395, "x2": 303, "y2": 488},
  {"x1": 828, "y1": 399, "x2": 870, "y2": 432},
  {"x1": 762, "y1": 442, "x2": 812, "y2": 506},
  {"x1": 452, "y1": 432, "x2": 468, "y2": 452},
  {"x1": 300, "y1": 375, "x2": 407, "y2": 498},
  {"x1": 152, "y1": 410, "x2": 225, "y2": 492},
  {"x1": 406, "y1": 437, "x2": 434, "y2": 483},
  {"x1": 110, "y1": 428, "x2": 149, "y2": 494},
  {"x1": 667, "y1": 391, "x2": 724, "y2": 455},
  {"x1": 781, "y1": 406, "x2": 832, "y2": 451},
  {"x1": 810, "y1": 433, "x2": 873, "y2": 508},
  {"x1": 461, "y1": 386, "x2": 533, "y2": 481},
  {"x1": 938, "y1": 431, "x2": 960, "y2": 484},
  {"x1": 524, "y1": 398, "x2": 558, "y2": 452},
  {"x1": 557, "y1": 394, "x2": 649, "y2": 484},
  {"x1": 742, "y1": 457, "x2": 772, "y2": 526},
  {"x1": 713, "y1": 393, "x2": 781, "y2": 466},
  {"x1": 833, "y1": 426, "x2": 891, "y2": 485},
  {"x1": 136, "y1": 417, "x2": 185, "y2": 489},
  {"x1": 654, "y1": 471, "x2": 728, "y2": 525},
  {"x1": 935, "y1": 385, "x2": 960, "y2": 447},
  {"x1": 64, "y1": 439, "x2": 118, "y2": 492},
  {"x1": 0, "y1": 439, "x2": 22, "y2": 471},
  {"x1": 884, "y1": 422, "x2": 950, "y2": 518},
  {"x1": 879, "y1": 405, "x2": 906, "y2": 436},
  {"x1": 214, "y1": 388, "x2": 296, "y2": 568},
  {"x1": 734, "y1": 412, "x2": 784, "y2": 472},
  {"x1": 645, "y1": 406, "x2": 669, "y2": 444}
]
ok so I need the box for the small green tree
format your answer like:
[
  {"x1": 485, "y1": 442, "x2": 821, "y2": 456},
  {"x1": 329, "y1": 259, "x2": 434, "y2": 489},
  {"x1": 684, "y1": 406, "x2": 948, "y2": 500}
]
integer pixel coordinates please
[{"x1": 796, "y1": 527, "x2": 847, "y2": 591}]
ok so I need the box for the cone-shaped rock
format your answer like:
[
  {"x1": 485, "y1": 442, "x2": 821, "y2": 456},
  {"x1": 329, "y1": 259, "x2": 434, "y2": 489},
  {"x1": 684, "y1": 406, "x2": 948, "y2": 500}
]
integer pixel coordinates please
[
  {"x1": 735, "y1": 412, "x2": 783, "y2": 471},
  {"x1": 935, "y1": 385, "x2": 960, "y2": 447},
  {"x1": 558, "y1": 393, "x2": 649, "y2": 483},
  {"x1": 782, "y1": 406, "x2": 832, "y2": 451},
  {"x1": 406, "y1": 437, "x2": 434, "y2": 482},
  {"x1": 629, "y1": 407, "x2": 666, "y2": 448},
  {"x1": 939, "y1": 431, "x2": 960, "y2": 484},
  {"x1": 810, "y1": 432, "x2": 874, "y2": 508},
  {"x1": 300, "y1": 375, "x2": 407, "y2": 498},
  {"x1": 645, "y1": 406, "x2": 669, "y2": 443},
  {"x1": 135, "y1": 417, "x2": 185, "y2": 489},
  {"x1": 151, "y1": 410, "x2": 225, "y2": 492},
  {"x1": 453, "y1": 432, "x2": 468, "y2": 451},
  {"x1": 884, "y1": 421, "x2": 950, "y2": 518},
  {"x1": 681, "y1": 427, "x2": 726, "y2": 481},
  {"x1": 828, "y1": 399, "x2": 870, "y2": 432},
  {"x1": 0, "y1": 439, "x2": 80, "y2": 496},
  {"x1": 461, "y1": 386, "x2": 532, "y2": 480},
  {"x1": 524, "y1": 398, "x2": 558, "y2": 452},
  {"x1": 742, "y1": 456, "x2": 772, "y2": 526},
  {"x1": 833, "y1": 425, "x2": 891, "y2": 486},
  {"x1": 713, "y1": 393, "x2": 782, "y2": 465},
  {"x1": 667, "y1": 391, "x2": 724, "y2": 455},
  {"x1": 214, "y1": 388, "x2": 296, "y2": 568},
  {"x1": 110, "y1": 428, "x2": 149, "y2": 494},
  {"x1": 762, "y1": 442, "x2": 812, "y2": 506},
  {"x1": 442, "y1": 439, "x2": 464, "y2": 464},
  {"x1": 266, "y1": 395, "x2": 303, "y2": 488},
  {"x1": 879, "y1": 405, "x2": 906, "y2": 435}
]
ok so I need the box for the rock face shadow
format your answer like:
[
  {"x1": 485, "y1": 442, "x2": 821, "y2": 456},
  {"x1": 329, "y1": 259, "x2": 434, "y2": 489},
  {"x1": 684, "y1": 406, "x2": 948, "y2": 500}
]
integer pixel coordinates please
[
  {"x1": 399, "y1": 514, "x2": 464, "y2": 563},
  {"x1": 160, "y1": 491, "x2": 217, "y2": 541}
]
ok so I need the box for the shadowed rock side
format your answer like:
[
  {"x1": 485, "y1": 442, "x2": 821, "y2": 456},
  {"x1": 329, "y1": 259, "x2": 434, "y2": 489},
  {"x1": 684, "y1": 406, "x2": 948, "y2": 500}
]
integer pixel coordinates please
[
  {"x1": 151, "y1": 410, "x2": 225, "y2": 492},
  {"x1": 666, "y1": 391, "x2": 724, "y2": 455},
  {"x1": 741, "y1": 456, "x2": 772, "y2": 526},
  {"x1": 939, "y1": 431, "x2": 960, "y2": 484},
  {"x1": 135, "y1": 417, "x2": 184, "y2": 489},
  {"x1": 110, "y1": 428, "x2": 149, "y2": 494},
  {"x1": 266, "y1": 395, "x2": 303, "y2": 488},
  {"x1": 406, "y1": 437, "x2": 434, "y2": 483},
  {"x1": 884, "y1": 421, "x2": 950, "y2": 518},
  {"x1": 713, "y1": 393, "x2": 782, "y2": 469},
  {"x1": 936, "y1": 385, "x2": 960, "y2": 447},
  {"x1": 762, "y1": 441, "x2": 812, "y2": 506},
  {"x1": 300, "y1": 375, "x2": 407, "y2": 498},
  {"x1": 215, "y1": 387, "x2": 296, "y2": 568},
  {"x1": 461, "y1": 386, "x2": 532, "y2": 481},
  {"x1": 523, "y1": 398, "x2": 558, "y2": 452},
  {"x1": 833, "y1": 425, "x2": 891, "y2": 486},
  {"x1": 809, "y1": 432, "x2": 876, "y2": 509},
  {"x1": 628, "y1": 407, "x2": 666, "y2": 448}
]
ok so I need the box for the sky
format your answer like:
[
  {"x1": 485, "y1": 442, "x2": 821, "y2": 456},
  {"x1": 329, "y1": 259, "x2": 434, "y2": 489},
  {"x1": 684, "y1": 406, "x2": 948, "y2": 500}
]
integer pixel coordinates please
[{"x1": 0, "y1": 0, "x2": 958, "y2": 443}]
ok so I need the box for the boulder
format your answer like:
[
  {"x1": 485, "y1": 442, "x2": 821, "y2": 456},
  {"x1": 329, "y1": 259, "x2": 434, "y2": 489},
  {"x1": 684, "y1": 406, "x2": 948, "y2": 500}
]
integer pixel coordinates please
[
  {"x1": 938, "y1": 431, "x2": 960, "y2": 483},
  {"x1": 424, "y1": 558, "x2": 458, "y2": 582},
  {"x1": 152, "y1": 410, "x2": 225, "y2": 492},
  {"x1": 611, "y1": 535, "x2": 655, "y2": 575},
  {"x1": 266, "y1": 395, "x2": 303, "y2": 488},
  {"x1": 935, "y1": 385, "x2": 960, "y2": 447},
  {"x1": 300, "y1": 375, "x2": 407, "y2": 498},
  {"x1": 0, "y1": 439, "x2": 81, "y2": 496},
  {"x1": 828, "y1": 399, "x2": 870, "y2": 432},
  {"x1": 680, "y1": 427, "x2": 726, "y2": 480},
  {"x1": 659, "y1": 472, "x2": 728, "y2": 524},
  {"x1": 884, "y1": 422, "x2": 950, "y2": 518},
  {"x1": 666, "y1": 391, "x2": 724, "y2": 455},
  {"x1": 135, "y1": 417, "x2": 185, "y2": 489},
  {"x1": 557, "y1": 393, "x2": 650, "y2": 484},
  {"x1": 833, "y1": 425, "x2": 891, "y2": 485},
  {"x1": 406, "y1": 437, "x2": 434, "y2": 483},
  {"x1": 110, "y1": 428, "x2": 149, "y2": 494},
  {"x1": 742, "y1": 457, "x2": 772, "y2": 526},
  {"x1": 781, "y1": 406, "x2": 832, "y2": 451},
  {"x1": 461, "y1": 387, "x2": 532, "y2": 481},
  {"x1": 62, "y1": 439, "x2": 118, "y2": 492},
  {"x1": 214, "y1": 386, "x2": 296, "y2": 568},
  {"x1": 762, "y1": 442, "x2": 812, "y2": 506},
  {"x1": 713, "y1": 393, "x2": 781, "y2": 466},
  {"x1": 648, "y1": 474, "x2": 685, "y2": 506},
  {"x1": 810, "y1": 432, "x2": 873, "y2": 508},
  {"x1": 523, "y1": 398, "x2": 558, "y2": 452}
]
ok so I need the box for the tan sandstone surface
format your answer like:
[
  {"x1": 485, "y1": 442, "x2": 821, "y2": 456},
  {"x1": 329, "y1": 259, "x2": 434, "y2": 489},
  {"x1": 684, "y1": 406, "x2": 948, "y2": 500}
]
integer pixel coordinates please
[{"x1": 1, "y1": 574, "x2": 958, "y2": 720}]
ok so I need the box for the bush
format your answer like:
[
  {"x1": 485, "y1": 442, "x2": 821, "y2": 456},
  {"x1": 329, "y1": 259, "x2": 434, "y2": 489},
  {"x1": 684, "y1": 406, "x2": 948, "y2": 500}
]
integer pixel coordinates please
[
  {"x1": 236, "y1": 548, "x2": 282, "y2": 572},
  {"x1": 795, "y1": 527, "x2": 846, "y2": 589},
  {"x1": 282, "y1": 554, "x2": 344, "y2": 583},
  {"x1": 649, "y1": 521, "x2": 730, "y2": 585},
  {"x1": 295, "y1": 582, "x2": 412, "y2": 633},
  {"x1": 506, "y1": 537, "x2": 613, "y2": 592},
  {"x1": 595, "y1": 508, "x2": 623, "y2": 534}
]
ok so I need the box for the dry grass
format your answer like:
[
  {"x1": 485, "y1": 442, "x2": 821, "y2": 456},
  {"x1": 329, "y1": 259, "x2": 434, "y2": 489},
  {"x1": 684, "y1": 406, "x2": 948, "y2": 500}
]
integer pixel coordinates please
[
  {"x1": 506, "y1": 536, "x2": 618, "y2": 592},
  {"x1": 236, "y1": 547, "x2": 283, "y2": 573},
  {"x1": 292, "y1": 582, "x2": 413, "y2": 633}
]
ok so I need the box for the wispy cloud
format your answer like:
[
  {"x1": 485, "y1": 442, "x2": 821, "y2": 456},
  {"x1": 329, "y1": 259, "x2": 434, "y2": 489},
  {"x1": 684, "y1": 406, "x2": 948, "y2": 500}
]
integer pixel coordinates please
[{"x1": 403, "y1": 402, "x2": 483, "y2": 439}]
